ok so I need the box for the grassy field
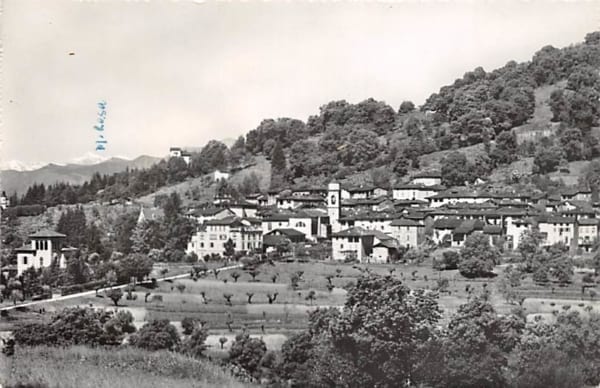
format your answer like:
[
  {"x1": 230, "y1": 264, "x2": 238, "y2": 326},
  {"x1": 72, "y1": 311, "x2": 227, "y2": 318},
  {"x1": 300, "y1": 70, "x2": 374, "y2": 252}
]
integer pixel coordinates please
[{"x1": 0, "y1": 345, "x2": 251, "y2": 388}]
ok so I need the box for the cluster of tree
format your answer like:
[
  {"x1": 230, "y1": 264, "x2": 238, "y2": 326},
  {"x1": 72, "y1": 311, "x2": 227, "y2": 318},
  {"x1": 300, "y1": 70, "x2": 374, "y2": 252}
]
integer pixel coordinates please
[
  {"x1": 14, "y1": 307, "x2": 136, "y2": 347},
  {"x1": 274, "y1": 273, "x2": 600, "y2": 388},
  {"x1": 440, "y1": 151, "x2": 493, "y2": 186},
  {"x1": 518, "y1": 229, "x2": 573, "y2": 284},
  {"x1": 133, "y1": 192, "x2": 196, "y2": 262}
]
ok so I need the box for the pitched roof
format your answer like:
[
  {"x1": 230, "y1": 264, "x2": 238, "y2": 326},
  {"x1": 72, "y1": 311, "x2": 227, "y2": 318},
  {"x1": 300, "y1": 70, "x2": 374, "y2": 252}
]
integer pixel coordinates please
[
  {"x1": 412, "y1": 170, "x2": 442, "y2": 179},
  {"x1": 332, "y1": 226, "x2": 373, "y2": 238},
  {"x1": 433, "y1": 217, "x2": 463, "y2": 229},
  {"x1": 265, "y1": 228, "x2": 306, "y2": 237},
  {"x1": 453, "y1": 219, "x2": 485, "y2": 234},
  {"x1": 483, "y1": 225, "x2": 503, "y2": 235},
  {"x1": 15, "y1": 246, "x2": 35, "y2": 252},
  {"x1": 390, "y1": 218, "x2": 422, "y2": 227},
  {"x1": 29, "y1": 230, "x2": 66, "y2": 238},
  {"x1": 539, "y1": 216, "x2": 576, "y2": 224},
  {"x1": 578, "y1": 218, "x2": 599, "y2": 226}
]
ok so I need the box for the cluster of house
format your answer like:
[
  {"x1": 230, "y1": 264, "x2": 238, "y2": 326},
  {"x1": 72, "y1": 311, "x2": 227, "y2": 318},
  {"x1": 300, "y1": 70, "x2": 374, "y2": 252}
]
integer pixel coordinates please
[
  {"x1": 181, "y1": 170, "x2": 600, "y2": 264},
  {"x1": 11, "y1": 169, "x2": 598, "y2": 276}
]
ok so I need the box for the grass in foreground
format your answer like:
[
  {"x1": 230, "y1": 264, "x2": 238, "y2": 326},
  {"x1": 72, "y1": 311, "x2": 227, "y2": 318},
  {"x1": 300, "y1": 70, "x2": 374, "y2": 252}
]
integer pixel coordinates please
[{"x1": 2, "y1": 345, "x2": 251, "y2": 388}]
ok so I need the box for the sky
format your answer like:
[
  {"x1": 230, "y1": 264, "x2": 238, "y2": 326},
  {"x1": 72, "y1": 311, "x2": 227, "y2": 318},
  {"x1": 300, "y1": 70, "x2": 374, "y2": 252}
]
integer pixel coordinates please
[{"x1": 1, "y1": 0, "x2": 599, "y2": 166}]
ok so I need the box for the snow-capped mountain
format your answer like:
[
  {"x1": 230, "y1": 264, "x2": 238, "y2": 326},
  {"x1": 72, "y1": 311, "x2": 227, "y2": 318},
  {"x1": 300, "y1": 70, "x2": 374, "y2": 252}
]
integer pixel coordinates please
[
  {"x1": 0, "y1": 160, "x2": 48, "y2": 172},
  {"x1": 0, "y1": 154, "x2": 162, "y2": 195}
]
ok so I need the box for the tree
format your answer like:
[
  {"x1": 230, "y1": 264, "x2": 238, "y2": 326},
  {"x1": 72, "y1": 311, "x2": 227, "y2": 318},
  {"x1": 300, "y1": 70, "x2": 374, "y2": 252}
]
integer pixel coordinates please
[
  {"x1": 559, "y1": 127, "x2": 587, "y2": 161},
  {"x1": 398, "y1": 101, "x2": 416, "y2": 114},
  {"x1": 508, "y1": 344, "x2": 585, "y2": 388},
  {"x1": 532, "y1": 145, "x2": 564, "y2": 174},
  {"x1": 230, "y1": 271, "x2": 241, "y2": 283},
  {"x1": 458, "y1": 233, "x2": 499, "y2": 278},
  {"x1": 223, "y1": 293, "x2": 233, "y2": 306},
  {"x1": 305, "y1": 290, "x2": 316, "y2": 305},
  {"x1": 247, "y1": 268, "x2": 260, "y2": 282},
  {"x1": 219, "y1": 336, "x2": 228, "y2": 349},
  {"x1": 229, "y1": 333, "x2": 267, "y2": 377},
  {"x1": 115, "y1": 253, "x2": 153, "y2": 283},
  {"x1": 223, "y1": 239, "x2": 235, "y2": 260},
  {"x1": 129, "y1": 319, "x2": 180, "y2": 351},
  {"x1": 489, "y1": 130, "x2": 518, "y2": 166},
  {"x1": 246, "y1": 292, "x2": 254, "y2": 304},
  {"x1": 518, "y1": 229, "x2": 545, "y2": 271},
  {"x1": 281, "y1": 272, "x2": 445, "y2": 386},
  {"x1": 106, "y1": 288, "x2": 123, "y2": 306},
  {"x1": 176, "y1": 283, "x2": 186, "y2": 293},
  {"x1": 271, "y1": 141, "x2": 287, "y2": 172},
  {"x1": 180, "y1": 327, "x2": 209, "y2": 359},
  {"x1": 430, "y1": 296, "x2": 524, "y2": 388},
  {"x1": 441, "y1": 151, "x2": 472, "y2": 186},
  {"x1": 56, "y1": 206, "x2": 87, "y2": 247},
  {"x1": 497, "y1": 265, "x2": 522, "y2": 304}
]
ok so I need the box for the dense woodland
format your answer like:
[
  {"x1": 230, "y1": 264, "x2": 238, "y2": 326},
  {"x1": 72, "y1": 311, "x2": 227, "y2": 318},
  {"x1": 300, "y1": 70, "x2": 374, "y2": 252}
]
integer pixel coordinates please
[{"x1": 6, "y1": 31, "x2": 600, "y2": 211}]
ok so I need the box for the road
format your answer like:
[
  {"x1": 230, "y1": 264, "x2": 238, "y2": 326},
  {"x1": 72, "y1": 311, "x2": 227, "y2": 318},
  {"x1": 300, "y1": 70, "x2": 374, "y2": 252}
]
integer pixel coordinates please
[{"x1": 0, "y1": 263, "x2": 243, "y2": 312}]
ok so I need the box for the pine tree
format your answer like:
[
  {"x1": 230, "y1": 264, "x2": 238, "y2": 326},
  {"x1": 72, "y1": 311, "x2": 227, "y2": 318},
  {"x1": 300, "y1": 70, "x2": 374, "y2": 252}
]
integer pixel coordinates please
[{"x1": 271, "y1": 141, "x2": 286, "y2": 173}]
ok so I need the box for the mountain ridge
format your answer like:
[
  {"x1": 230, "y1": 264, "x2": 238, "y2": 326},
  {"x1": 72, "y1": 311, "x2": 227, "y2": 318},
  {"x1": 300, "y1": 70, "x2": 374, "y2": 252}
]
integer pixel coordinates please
[{"x1": 1, "y1": 155, "x2": 162, "y2": 195}]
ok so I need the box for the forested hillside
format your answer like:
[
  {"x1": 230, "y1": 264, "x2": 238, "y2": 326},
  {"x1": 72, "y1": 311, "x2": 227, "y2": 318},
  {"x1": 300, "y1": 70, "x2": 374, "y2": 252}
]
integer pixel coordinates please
[{"x1": 10, "y1": 31, "x2": 600, "y2": 208}]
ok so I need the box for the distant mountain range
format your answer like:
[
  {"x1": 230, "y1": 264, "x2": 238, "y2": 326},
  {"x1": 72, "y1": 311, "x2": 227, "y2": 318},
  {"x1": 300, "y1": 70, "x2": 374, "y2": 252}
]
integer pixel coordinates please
[{"x1": 1, "y1": 155, "x2": 162, "y2": 196}]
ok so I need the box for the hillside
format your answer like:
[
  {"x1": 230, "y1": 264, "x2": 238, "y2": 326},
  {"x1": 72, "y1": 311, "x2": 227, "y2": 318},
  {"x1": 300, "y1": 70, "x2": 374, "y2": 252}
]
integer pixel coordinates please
[{"x1": 1, "y1": 155, "x2": 161, "y2": 196}]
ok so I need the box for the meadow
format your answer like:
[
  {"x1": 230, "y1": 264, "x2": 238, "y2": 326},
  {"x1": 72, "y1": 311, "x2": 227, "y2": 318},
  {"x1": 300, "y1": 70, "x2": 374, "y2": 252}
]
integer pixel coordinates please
[{"x1": 0, "y1": 345, "x2": 250, "y2": 388}]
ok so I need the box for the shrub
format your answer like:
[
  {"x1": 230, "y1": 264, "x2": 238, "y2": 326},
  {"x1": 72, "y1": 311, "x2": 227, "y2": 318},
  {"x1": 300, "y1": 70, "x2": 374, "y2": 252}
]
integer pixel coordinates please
[
  {"x1": 129, "y1": 319, "x2": 180, "y2": 351},
  {"x1": 229, "y1": 333, "x2": 267, "y2": 377},
  {"x1": 14, "y1": 307, "x2": 130, "y2": 347},
  {"x1": 180, "y1": 327, "x2": 209, "y2": 359},
  {"x1": 583, "y1": 273, "x2": 595, "y2": 283},
  {"x1": 434, "y1": 250, "x2": 460, "y2": 270},
  {"x1": 181, "y1": 317, "x2": 196, "y2": 335}
]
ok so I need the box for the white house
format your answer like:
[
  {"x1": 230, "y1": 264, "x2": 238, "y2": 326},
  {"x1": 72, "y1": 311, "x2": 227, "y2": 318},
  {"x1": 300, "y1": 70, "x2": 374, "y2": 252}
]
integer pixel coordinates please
[
  {"x1": 392, "y1": 184, "x2": 443, "y2": 202},
  {"x1": 169, "y1": 147, "x2": 191, "y2": 165},
  {"x1": 537, "y1": 216, "x2": 576, "y2": 247},
  {"x1": 409, "y1": 171, "x2": 442, "y2": 187},
  {"x1": 213, "y1": 170, "x2": 230, "y2": 182},
  {"x1": 0, "y1": 192, "x2": 9, "y2": 210},
  {"x1": 506, "y1": 217, "x2": 532, "y2": 250},
  {"x1": 15, "y1": 230, "x2": 69, "y2": 275},
  {"x1": 186, "y1": 217, "x2": 262, "y2": 259},
  {"x1": 390, "y1": 218, "x2": 424, "y2": 249},
  {"x1": 332, "y1": 227, "x2": 398, "y2": 263},
  {"x1": 577, "y1": 218, "x2": 598, "y2": 252}
]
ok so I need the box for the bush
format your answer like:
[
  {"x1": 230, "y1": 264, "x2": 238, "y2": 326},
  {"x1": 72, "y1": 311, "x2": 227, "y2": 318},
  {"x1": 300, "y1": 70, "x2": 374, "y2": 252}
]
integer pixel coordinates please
[
  {"x1": 583, "y1": 273, "x2": 595, "y2": 283},
  {"x1": 229, "y1": 333, "x2": 267, "y2": 377},
  {"x1": 129, "y1": 319, "x2": 180, "y2": 351},
  {"x1": 13, "y1": 307, "x2": 132, "y2": 347},
  {"x1": 180, "y1": 327, "x2": 208, "y2": 359},
  {"x1": 181, "y1": 317, "x2": 196, "y2": 335},
  {"x1": 433, "y1": 250, "x2": 460, "y2": 270}
]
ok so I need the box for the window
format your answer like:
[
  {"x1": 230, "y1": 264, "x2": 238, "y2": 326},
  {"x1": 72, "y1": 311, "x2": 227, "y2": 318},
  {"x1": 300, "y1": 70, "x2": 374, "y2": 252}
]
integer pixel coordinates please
[
  {"x1": 39, "y1": 258, "x2": 44, "y2": 267},
  {"x1": 295, "y1": 221, "x2": 306, "y2": 228},
  {"x1": 210, "y1": 242, "x2": 214, "y2": 248},
  {"x1": 200, "y1": 242, "x2": 204, "y2": 248},
  {"x1": 340, "y1": 244, "x2": 344, "y2": 249},
  {"x1": 23, "y1": 256, "x2": 28, "y2": 265}
]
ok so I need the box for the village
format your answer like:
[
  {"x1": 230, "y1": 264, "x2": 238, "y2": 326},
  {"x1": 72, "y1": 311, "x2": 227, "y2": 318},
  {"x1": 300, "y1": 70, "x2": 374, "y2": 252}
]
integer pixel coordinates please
[{"x1": 7, "y1": 147, "x2": 599, "y2": 277}]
